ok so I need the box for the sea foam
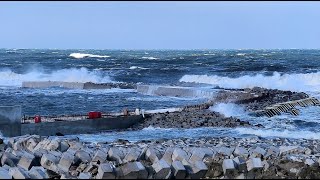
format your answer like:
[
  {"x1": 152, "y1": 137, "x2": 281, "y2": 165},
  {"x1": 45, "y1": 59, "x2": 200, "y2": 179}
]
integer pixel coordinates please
[
  {"x1": 129, "y1": 66, "x2": 149, "y2": 70},
  {"x1": 69, "y1": 53, "x2": 110, "y2": 59},
  {"x1": 209, "y1": 103, "x2": 248, "y2": 118},
  {"x1": 141, "y1": 56, "x2": 159, "y2": 60},
  {"x1": 235, "y1": 127, "x2": 320, "y2": 140},
  {"x1": 0, "y1": 67, "x2": 113, "y2": 87},
  {"x1": 179, "y1": 72, "x2": 320, "y2": 92}
]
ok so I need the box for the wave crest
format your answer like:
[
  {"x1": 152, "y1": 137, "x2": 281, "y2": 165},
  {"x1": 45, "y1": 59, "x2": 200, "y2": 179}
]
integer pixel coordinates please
[
  {"x1": 179, "y1": 72, "x2": 320, "y2": 92},
  {"x1": 69, "y1": 53, "x2": 110, "y2": 59},
  {"x1": 129, "y1": 66, "x2": 149, "y2": 70},
  {"x1": 141, "y1": 56, "x2": 159, "y2": 60},
  {"x1": 0, "y1": 67, "x2": 112, "y2": 87}
]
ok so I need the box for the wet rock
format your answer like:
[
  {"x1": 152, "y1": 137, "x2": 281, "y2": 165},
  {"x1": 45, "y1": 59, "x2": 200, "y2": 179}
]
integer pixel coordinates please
[
  {"x1": 45, "y1": 139, "x2": 60, "y2": 151},
  {"x1": 0, "y1": 167, "x2": 11, "y2": 179},
  {"x1": 265, "y1": 146, "x2": 280, "y2": 158},
  {"x1": 146, "y1": 148, "x2": 162, "y2": 163},
  {"x1": 136, "y1": 162, "x2": 148, "y2": 179},
  {"x1": 234, "y1": 146, "x2": 249, "y2": 158},
  {"x1": 108, "y1": 147, "x2": 125, "y2": 164},
  {"x1": 305, "y1": 148, "x2": 312, "y2": 155},
  {"x1": 96, "y1": 163, "x2": 115, "y2": 179},
  {"x1": 8, "y1": 167, "x2": 30, "y2": 179},
  {"x1": 58, "y1": 152, "x2": 75, "y2": 172},
  {"x1": 59, "y1": 141, "x2": 69, "y2": 153},
  {"x1": 305, "y1": 158, "x2": 316, "y2": 166},
  {"x1": 189, "y1": 150, "x2": 206, "y2": 162},
  {"x1": 26, "y1": 138, "x2": 39, "y2": 152},
  {"x1": 233, "y1": 157, "x2": 247, "y2": 172},
  {"x1": 121, "y1": 162, "x2": 140, "y2": 179},
  {"x1": 262, "y1": 160, "x2": 270, "y2": 172},
  {"x1": 171, "y1": 161, "x2": 186, "y2": 179},
  {"x1": 83, "y1": 162, "x2": 99, "y2": 174},
  {"x1": 246, "y1": 158, "x2": 263, "y2": 172},
  {"x1": 68, "y1": 141, "x2": 83, "y2": 151},
  {"x1": 92, "y1": 150, "x2": 107, "y2": 164},
  {"x1": 182, "y1": 159, "x2": 208, "y2": 179},
  {"x1": 172, "y1": 148, "x2": 189, "y2": 162},
  {"x1": 28, "y1": 166, "x2": 49, "y2": 179},
  {"x1": 74, "y1": 150, "x2": 92, "y2": 164},
  {"x1": 279, "y1": 146, "x2": 299, "y2": 155},
  {"x1": 17, "y1": 151, "x2": 37, "y2": 170},
  {"x1": 40, "y1": 153, "x2": 60, "y2": 172},
  {"x1": 78, "y1": 172, "x2": 91, "y2": 179},
  {"x1": 152, "y1": 159, "x2": 171, "y2": 179},
  {"x1": 161, "y1": 147, "x2": 174, "y2": 165},
  {"x1": 222, "y1": 159, "x2": 237, "y2": 177},
  {"x1": 123, "y1": 148, "x2": 141, "y2": 163},
  {"x1": 250, "y1": 146, "x2": 267, "y2": 158},
  {"x1": 4, "y1": 151, "x2": 20, "y2": 166},
  {"x1": 76, "y1": 162, "x2": 88, "y2": 173}
]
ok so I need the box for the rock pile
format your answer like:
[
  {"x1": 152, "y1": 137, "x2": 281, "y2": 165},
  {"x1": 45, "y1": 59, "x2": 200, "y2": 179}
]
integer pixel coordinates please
[
  {"x1": 130, "y1": 110, "x2": 253, "y2": 130},
  {"x1": 1, "y1": 135, "x2": 320, "y2": 179}
]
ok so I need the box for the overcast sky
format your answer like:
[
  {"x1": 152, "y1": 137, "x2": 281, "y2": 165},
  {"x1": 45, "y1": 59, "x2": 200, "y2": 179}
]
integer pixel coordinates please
[{"x1": 0, "y1": 1, "x2": 319, "y2": 49}]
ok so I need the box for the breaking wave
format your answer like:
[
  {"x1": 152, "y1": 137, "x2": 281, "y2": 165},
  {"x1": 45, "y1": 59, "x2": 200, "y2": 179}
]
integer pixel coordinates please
[
  {"x1": 129, "y1": 66, "x2": 149, "y2": 70},
  {"x1": 69, "y1": 53, "x2": 110, "y2": 59},
  {"x1": 141, "y1": 56, "x2": 159, "y2": 60},
  {"x1": 236, "y1": 127, "x2": 320, "y2": 140},
  {"x1": 209, "y1": 103, "x2": 248, "y2": 118},
  {"x1": 179, "y1": 72, "x2": 320, "y2": 92},
  {"x1": 0, "y1": 67, "x2": 113, "y2": 87}
]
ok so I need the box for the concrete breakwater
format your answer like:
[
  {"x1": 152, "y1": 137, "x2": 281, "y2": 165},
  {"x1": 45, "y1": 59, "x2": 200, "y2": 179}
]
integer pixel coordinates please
[
  {"x1": 130, "y1": 109, "x2": 254, "y2": 131},
  {"x1": 1, "y1": 135, "x2": 320, "y2": 179},
  {"x1": 136, "y1": 85, "x2": 218, "y2": 98},
  {"x1": 129, "y1": 87, "x2": 318, "y2": 130},
  {"x1": 22, "y1": 81, "x2": 136, "y2": 89}
]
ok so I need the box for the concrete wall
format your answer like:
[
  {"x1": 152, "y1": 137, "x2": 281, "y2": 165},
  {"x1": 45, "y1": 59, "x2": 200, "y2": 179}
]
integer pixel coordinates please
[
  {"x1": 0, "y1": 106, "x2": 21, "y2": 137},
  {"x1": 22, "y1": 81, "x2": 85, "y2": 89},
  {"x1": 22, "y1": 81, "x2": 136, "y2": 90},
  {"x1": 21, "y1": 115, "x2": 143, "y2": 136},
  {"x1": 136, "y1": 85, "x2": 216, "y2": 98}
]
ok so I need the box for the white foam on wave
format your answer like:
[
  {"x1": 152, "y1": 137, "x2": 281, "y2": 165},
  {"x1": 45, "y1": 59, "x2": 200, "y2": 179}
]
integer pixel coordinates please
[
  {"x1": 179, "y1": 72, "x2": 320, "y2": 92},
  {"x1": 141, "y1": 56, "x2": 159, "y2": 60},
  {"x1": 142, "y1": 126, "x2": 173, "y2": 131},
  {"x1": 236, "y1": 127, "x2": 320, "y2": 140},
  {"x1": 0, "y1": 67, "x2": 113, "y2": 87},
  {"x1": 236, "y1": 53, "x2": 246, "y2": 56},
  {"x1": 129, "y1": 66, "x2": 149, "y2": 70},
  {"x1": 69, "y1": 53, "x2": 110, "y2": 59},
  {"x1": 209, "y1": 103, "x2": 249, "y2": 118}
]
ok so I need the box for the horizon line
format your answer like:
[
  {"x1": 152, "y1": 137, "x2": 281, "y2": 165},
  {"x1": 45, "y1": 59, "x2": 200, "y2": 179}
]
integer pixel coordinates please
[{"x1": 1, "y1": 48, "x2": 320, "y2": 51}]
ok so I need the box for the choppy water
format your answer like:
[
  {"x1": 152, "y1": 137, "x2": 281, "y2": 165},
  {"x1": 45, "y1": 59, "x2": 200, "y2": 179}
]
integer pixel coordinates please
[{"x1": 1, "y1": 49, "x2": 320, "y2": 140}]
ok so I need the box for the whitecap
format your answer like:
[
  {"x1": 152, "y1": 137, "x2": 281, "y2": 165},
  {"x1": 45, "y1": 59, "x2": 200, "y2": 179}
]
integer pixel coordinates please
[
  {"x1": 0, "y1": 67, "x2": 113, "y2": 87},
  {"x1": 69, "y1": 53, "x2": 110, "y2": 59},
  {"x1": 129, "y1": 66, "x2": 149, "y2": 70},
  {"x1": 179, "y1": 72, "x2": 320, "y2": 93},
  {"x1": 141, "y1": 56, "x2": 159, "y2": 60}
]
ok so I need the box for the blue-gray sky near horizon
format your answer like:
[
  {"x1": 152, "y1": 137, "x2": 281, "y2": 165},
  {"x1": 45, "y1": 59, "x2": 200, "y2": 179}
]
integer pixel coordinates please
[{"x1": 0, "y1": 1, "x2": 319, "y2": 49}]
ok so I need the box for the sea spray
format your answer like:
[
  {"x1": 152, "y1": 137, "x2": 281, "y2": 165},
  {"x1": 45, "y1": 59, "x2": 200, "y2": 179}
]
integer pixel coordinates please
[
  {"x1": 179, "y1": 72, "x2": 320, "y2": 92},
  {"x1": 69, "y1": 53, "x2": 110, "y2": 59},
  {"x1": 0, "y1": 67, "x2": 113, "y2": 86}
]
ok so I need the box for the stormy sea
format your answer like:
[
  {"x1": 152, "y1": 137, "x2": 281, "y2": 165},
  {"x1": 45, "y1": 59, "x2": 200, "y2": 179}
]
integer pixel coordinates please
[{"x1": 1, "y1": 49, "x2": 320, "y2": 142}]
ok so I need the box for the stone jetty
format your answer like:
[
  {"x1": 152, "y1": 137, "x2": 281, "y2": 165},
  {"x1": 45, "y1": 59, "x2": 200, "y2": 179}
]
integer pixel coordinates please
[
  {"x1": 0, "y1": 86, "x2": 318, "y2": 179},
  {"x1": 130, "y1": 87, "x2": 315, "y2": 130},
  {"x1": 1, "y1": 135, "x2": 320, "y2": 179},
  {"x1": 22, "y1": 81, "x2": 136, "y2": 90}
]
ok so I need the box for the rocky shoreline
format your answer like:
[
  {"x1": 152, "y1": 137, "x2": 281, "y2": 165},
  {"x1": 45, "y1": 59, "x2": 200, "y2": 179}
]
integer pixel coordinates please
[
  {"x1": 129, "y1": 109, "x2": 254, "y2": 131},
  {"x1": 1, "y1": 135, "x2": 320, "y2": 179},
  {"x1": 130, "y1": 87, "x2": 310, "y2": 131},
  {"x1": 0, "y1": 87, "x2": 318, "y2": 179}
]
